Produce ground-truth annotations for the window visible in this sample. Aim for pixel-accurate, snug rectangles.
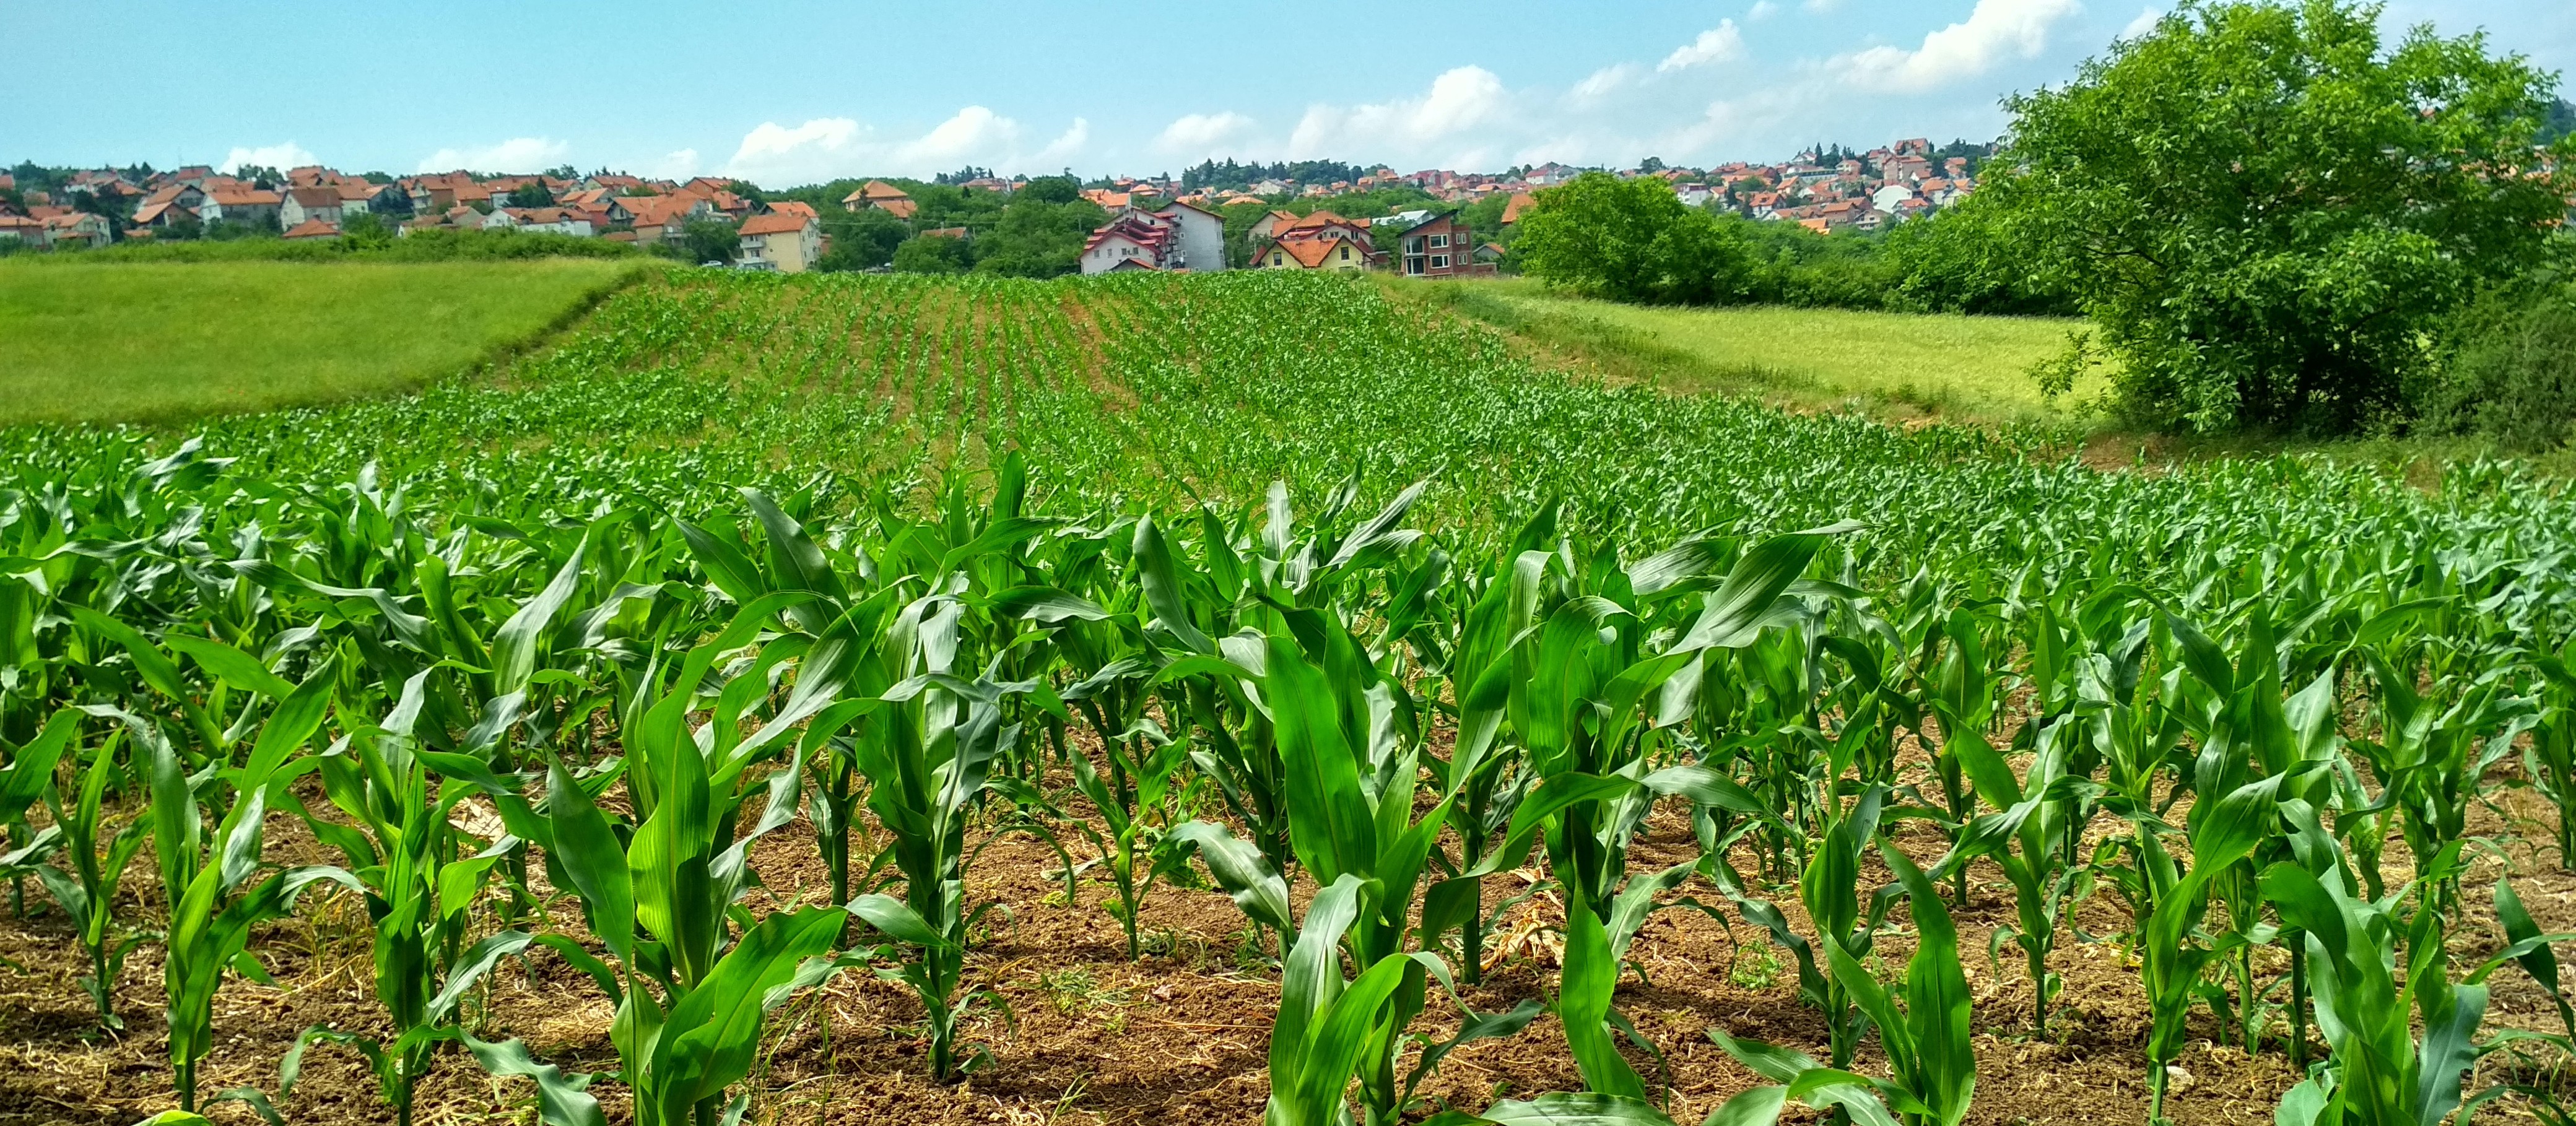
[1338,246,1349,261]
[1429,233,1448,248]
[1271,253,1283,266]
[1430,254,1448,269]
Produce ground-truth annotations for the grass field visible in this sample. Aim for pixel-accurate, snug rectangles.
[1402,275,2106,423]
[0,258,645,425]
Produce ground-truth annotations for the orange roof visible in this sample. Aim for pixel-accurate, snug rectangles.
[1271,235,1365,268]
[207,188,282,206]
[767,201,818,220]
[1501,193,1536,223]
[282,219,340,239]
[739,212,812,236]
[288,186,340,207]
[841,180,911,204]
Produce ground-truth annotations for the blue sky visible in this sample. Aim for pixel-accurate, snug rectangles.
[13,0,2571,186]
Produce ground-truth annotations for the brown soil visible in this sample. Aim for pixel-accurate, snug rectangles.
[4,769,2571,1126]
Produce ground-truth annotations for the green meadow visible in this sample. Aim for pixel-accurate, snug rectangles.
[0,259,644,425]
[1406,275,2107,423]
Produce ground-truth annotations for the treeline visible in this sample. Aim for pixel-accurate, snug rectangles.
[1180,158,1376,191]
[759,175,1107,277]
[1514,1,2576,444]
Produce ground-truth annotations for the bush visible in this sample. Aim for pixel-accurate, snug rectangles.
[2421,280,2576,450]
[892,234,970,274]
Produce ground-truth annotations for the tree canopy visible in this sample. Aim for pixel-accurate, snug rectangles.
[1511,172,1751,305]
[1972,0,2573,433]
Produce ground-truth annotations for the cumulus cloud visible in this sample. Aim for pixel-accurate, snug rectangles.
[1571,63,1642,100]
[1837,0,2082,92]
[1660,22,1747,71]
[1748,1,1782,20]
[416,137,570,174]
[1155,111,1258,155]
[220,142,316,173]
[722,106,1087,184]
[650,149,702,180]
[2120,6,2165,38]
[1288,66,1508,164]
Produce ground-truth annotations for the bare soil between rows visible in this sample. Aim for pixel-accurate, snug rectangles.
[5,771,2574,1126]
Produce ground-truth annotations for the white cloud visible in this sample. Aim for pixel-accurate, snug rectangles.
[1034,118,1091,166]
[2120,6,2164,38]
[1748,1,1782,20]
[1289,66,1508,164]
[721,107,1086,185]
[1660,21,1748,71]
[650,149,701,180]
[1155,111,1258,155]
[219,142,316,173]
[1804,0,1843,12]
[1572,63,1642,100]
[1837,0,2083,92]
[416,136,570,174]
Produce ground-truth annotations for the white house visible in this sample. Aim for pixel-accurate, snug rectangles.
[1870,184,1917,213]
[488,207,596,236]
[1146,201,1225,271]
[280,186,344,229]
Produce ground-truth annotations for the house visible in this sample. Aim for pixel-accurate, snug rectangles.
[1080,215,1173,274]
[1870,184,1917,213]
[1473,241,1507,264]
[43,211,113,249]
[281,186,345,228]
[492,207,596,236]
[1267,209,1373,249]
[0,214,48,248]
[617,195,709,246]
[1395,211,1471,277]
[840,180,916,218]
[340,181,407,215]
[1253,233,1372,272]
[767,200,819,220]
[1500,192,1536,227]
[131,199,196,229]
[282,219,341,240]
[1144,201,1225,271]
[736,212,823,272]
[199,186,284,228]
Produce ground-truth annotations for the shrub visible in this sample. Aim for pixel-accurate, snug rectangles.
[2421,280,2576,450]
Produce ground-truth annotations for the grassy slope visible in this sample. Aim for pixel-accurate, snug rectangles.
[1401,275,2105,424]
[0,259,645,425]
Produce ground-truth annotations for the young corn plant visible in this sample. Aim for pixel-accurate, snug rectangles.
[1936,714,2093,1035]
[120,660,353,1114]
[537,602,854,1125]
[278,669,531,1126]
[1168,612,1534,1125]
[1420,842,1977,1126]
[2134,770,2294,1124]
[841,588,1042,1084]
[2526,651,2576,872]
[6,711,146,1028]
[2260,839,2556,1126]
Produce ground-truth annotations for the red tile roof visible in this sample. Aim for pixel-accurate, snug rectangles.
[739,212,812,236]
[282,219,341,239]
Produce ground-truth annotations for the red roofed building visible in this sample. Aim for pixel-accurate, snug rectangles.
[282,218,341,240]
[736,211,822,272]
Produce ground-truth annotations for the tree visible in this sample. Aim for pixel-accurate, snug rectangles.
[342,211,394,249]
[505,182,552,209]
[1020,175,1081,205]
[677,218,739,265]
[816,209,910,271]
[891,233,971,274]
[1512,172,1752,304]
[1976,0,2574,433]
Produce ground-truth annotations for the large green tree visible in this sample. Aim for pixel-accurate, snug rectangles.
[1513,172,1751,304]
[1976,0,2571,433]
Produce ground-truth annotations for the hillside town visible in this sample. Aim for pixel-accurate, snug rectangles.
[0,136,1991,274]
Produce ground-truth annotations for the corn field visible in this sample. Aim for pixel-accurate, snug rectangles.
[6,270,2576,1126]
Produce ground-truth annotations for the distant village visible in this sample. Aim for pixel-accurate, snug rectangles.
[0,135,1992,275]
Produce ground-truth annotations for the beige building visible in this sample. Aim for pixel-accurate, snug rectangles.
[737,212,822,272]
